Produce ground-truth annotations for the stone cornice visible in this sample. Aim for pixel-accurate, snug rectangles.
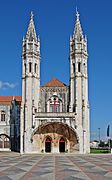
[35,112,76,118]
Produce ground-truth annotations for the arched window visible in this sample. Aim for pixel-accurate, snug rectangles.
[1,111,5,121]
[73,63,75,73]
[35,63,37,73]
[78,62,81,73]
[49,96,62,113]
[24,63,26,74]
[29,62,32,73]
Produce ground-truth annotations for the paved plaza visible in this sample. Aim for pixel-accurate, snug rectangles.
[0,153,112,180]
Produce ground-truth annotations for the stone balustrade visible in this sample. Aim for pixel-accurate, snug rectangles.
[35,112,76,118]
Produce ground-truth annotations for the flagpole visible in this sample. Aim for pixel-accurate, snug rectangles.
[109,138,111,150]
[107,125,111,151]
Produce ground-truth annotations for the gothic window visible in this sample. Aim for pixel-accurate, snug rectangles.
[1,111,5,121]
[78,62,81,72]
[29,62,32,73]
[50,105,54,112]
[73,63,75,73]
[24,63,26,74]
[49,96,62,113]
[56,105,60,112]
[50,97,60,112]
[35,63,37,73]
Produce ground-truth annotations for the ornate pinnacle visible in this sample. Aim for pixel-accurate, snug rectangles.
[26,11,37,42]
[76,7,80,21]
[73,9,83,40]
[30,11,34,20]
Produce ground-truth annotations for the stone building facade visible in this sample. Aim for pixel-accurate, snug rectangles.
[0,96,21,151]
[20,11,90,154]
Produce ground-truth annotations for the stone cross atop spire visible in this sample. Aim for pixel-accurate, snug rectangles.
[26,11,37,42]
[76,9,80,21]
[74,10,84,41]
[30,11,34,20]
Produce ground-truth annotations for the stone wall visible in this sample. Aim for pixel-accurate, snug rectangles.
[0,104,10,136]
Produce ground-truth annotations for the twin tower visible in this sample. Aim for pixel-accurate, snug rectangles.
[20,11,90,154]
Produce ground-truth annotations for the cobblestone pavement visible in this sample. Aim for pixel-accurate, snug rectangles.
[0,152,112,180]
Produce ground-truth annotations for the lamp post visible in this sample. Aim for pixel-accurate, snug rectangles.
[83,130,86,153]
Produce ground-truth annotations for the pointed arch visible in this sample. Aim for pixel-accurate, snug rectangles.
[59,137,66,152]
[45,136,52,153]
[32,122,79,143]
[0,134,10,149]
[47,95,63,113]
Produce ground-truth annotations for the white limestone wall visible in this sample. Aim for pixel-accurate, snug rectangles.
[0,105,10,136]
[81,55,90,153]
[69,43,75,112]
[69,47,90,153]
[21,33,40,153]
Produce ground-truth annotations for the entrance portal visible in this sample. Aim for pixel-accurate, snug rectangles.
[33,122,79,153]
[45,137,52,153]
[59,137,65,152]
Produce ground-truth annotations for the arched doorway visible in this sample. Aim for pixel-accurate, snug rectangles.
[45,137,52,153]
[0,134,10,149]
[59,137,65,152]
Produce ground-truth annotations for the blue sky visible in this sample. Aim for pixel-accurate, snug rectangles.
[0,0,112,140]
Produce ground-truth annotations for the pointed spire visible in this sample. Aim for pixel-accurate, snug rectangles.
[22,36,24,42]
[74,9,83,41]
[26,11,37,42]
[85,35,87,42]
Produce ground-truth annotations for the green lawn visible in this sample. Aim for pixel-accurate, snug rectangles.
[90,149,111,154]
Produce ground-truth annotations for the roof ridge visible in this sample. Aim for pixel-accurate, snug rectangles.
[0,96,22,102]
[42,78,67,87]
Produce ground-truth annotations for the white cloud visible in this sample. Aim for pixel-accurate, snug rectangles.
[0,81,18,89]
